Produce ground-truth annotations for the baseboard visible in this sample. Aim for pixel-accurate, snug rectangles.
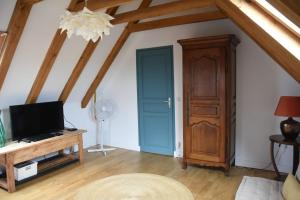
[106,144,141,152]
[174,149,183,158]
[122,145,140,152]
[235,157,293,172]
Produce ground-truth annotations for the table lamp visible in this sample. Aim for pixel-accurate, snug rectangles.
[274,96,300,140]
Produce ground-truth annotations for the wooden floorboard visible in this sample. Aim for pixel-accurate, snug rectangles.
[0,148,275,200]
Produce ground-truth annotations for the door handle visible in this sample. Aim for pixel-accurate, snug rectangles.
[163,97,172,109]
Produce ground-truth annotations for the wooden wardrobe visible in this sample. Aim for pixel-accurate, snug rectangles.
[178,35,239,173]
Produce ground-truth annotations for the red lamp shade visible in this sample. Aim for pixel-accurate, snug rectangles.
[274,96,300,117]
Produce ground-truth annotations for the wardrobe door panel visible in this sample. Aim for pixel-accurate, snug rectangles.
[185,47,225,162]
[190,121,221,162]
[191,56,218,98]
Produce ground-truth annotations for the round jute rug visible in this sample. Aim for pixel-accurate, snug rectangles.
[74,173,194,200]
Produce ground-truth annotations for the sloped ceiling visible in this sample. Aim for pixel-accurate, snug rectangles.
[0,0,130,107]
[0,0,207,107]
[0,0,299,109]
[216,0,300,83]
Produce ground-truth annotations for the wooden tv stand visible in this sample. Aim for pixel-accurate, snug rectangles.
[0,129,85,193]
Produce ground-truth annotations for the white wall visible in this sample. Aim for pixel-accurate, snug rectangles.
[0,0,299,172]
[99,20,300,172]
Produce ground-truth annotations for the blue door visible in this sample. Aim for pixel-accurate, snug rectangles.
[137,46,175,156]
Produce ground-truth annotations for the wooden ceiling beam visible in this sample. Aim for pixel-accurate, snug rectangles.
[111,0,215,25]
[70,0,132,12]
[25,0,79,104]
[267,0,300,27]
[216,0,300,83]
[128,11,227,32]
[59,7,119,103]
[0,32,7,54]
[271,0,300,16]
[81,0,152,108]
[21,0,42,5]
[252,0,300,37]
[0,0,33,92]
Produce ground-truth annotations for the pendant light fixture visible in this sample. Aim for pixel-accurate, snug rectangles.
[59,0,114,42]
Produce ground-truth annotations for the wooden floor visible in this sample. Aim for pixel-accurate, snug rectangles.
[0,148,276,200]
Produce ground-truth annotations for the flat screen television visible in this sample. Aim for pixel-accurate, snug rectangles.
[9,101,64,141]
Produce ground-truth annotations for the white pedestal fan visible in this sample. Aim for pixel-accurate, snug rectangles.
[88,95,116,156]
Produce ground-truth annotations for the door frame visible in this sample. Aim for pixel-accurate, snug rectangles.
[136,45,176,156]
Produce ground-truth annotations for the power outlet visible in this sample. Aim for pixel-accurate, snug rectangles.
[177,142,181,149]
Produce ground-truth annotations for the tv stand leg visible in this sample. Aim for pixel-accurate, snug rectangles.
[6,154,16,193]
[58,149,64,155]
[78,135,84,163]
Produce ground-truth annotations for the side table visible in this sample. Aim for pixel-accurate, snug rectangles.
[269,135,300,180]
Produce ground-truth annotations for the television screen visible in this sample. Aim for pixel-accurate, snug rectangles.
[9,101,64,141]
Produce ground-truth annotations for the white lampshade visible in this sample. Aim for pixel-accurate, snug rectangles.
[59,7,114,42]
